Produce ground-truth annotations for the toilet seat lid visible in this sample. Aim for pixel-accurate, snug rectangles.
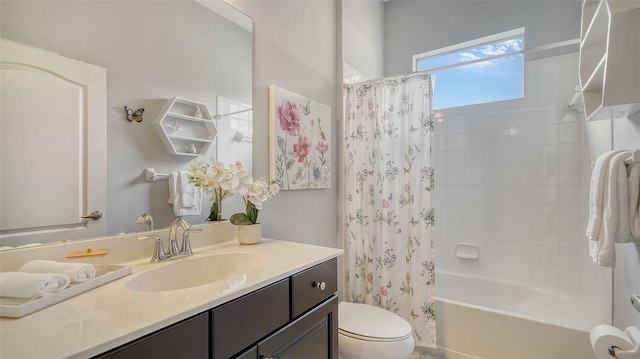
[338,302,412,340]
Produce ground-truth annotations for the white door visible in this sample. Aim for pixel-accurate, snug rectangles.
[0,39,107,246]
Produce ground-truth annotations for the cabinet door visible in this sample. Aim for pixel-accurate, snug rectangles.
[213,279,290,358]
[258,296,338,359]
[94,312,209,359]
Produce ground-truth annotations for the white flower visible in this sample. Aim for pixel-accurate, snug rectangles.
[230,176,280,222]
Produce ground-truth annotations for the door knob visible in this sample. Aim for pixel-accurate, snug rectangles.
[81,210,103,220]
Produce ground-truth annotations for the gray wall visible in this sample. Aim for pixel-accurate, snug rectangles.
[342,0,384,80]
[229,0,339,247]
[384,0,581,76]
[1,0,252,234]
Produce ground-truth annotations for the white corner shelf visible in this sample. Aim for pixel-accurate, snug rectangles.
[579,0,640,121]
[153,97,218,157]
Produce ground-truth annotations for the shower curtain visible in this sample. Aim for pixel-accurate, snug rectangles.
[343,73,436,347]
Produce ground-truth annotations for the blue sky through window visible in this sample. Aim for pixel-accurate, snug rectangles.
[416,37,524,109]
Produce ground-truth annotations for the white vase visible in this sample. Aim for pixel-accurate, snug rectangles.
[237,223,261,245]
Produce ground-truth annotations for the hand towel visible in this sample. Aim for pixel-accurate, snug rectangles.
[586,150,627,241]
[20,260,96,283]
[589,151,632,267]
[168,171,202,216]
[0,272,70,299]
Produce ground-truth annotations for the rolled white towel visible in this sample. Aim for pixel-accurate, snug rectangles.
[20,260,96,283]
[0,272,70,299]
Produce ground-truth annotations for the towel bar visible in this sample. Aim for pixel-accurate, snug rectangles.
[145,168,170,182]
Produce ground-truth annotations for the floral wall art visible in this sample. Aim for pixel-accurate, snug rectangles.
[269,85,331,190]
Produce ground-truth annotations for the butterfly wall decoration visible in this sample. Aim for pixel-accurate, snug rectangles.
[124,106,145,122]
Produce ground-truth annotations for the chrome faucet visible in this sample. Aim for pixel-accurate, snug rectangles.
[138,217,201,262]
[168,217,202,257]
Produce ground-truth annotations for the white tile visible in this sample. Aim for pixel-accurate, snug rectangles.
[558,165,581,185]
[558,225,583,249]
[508,224,535,243]
[433,151,448,169]
[559,186,582,206]
[510,243,533,264]
[447,117,466,134]
[447,186,466,203]
[467,131,488,150]
[466,148,489,167]
[487,240,509,262]
[433,185,447,202]
[558,206,583,227]
[486,222,510,242]
[447,133,467,151]
[447,203,467,220]
[447,151,466,168]
[467,220,487,240]
[559,122,586,143]
[558,247,582,269]
[447,168,466,186]
[447,219,467,238]
[466,186,487,203]
[534,245,559,266]
[435,168,448,186]
[537,225,559,246]
[466,168,485,185]
[434,135,448,152]
[434,116,447,134]
[467,203,488,222]
[558,143,582,165]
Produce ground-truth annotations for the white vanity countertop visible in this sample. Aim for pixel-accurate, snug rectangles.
[0,237,343,359]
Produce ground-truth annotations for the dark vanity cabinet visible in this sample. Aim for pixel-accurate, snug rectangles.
[95,258,338,359]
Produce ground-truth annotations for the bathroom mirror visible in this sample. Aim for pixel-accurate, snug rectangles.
[0,0,252,247]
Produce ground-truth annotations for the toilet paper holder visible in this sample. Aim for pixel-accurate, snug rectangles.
[607,326,640,358]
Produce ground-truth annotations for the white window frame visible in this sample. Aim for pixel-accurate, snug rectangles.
[413,28,525,108]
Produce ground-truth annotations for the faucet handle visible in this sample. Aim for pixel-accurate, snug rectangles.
[179,228,201,256]
[138,235,167,262]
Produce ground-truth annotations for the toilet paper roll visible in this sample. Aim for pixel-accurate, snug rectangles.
[590,324,635,359]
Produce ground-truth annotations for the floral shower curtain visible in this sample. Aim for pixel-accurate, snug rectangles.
[343,73,436,347]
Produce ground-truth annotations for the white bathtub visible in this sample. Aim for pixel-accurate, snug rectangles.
[425,271,597,359]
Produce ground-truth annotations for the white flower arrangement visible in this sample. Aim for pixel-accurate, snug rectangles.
[230,176,280,225]
[188,159,279,224]
[188,159,247,221]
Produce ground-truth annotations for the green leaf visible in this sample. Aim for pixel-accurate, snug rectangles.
[230,213,254,225]
[286,158,295,170]
[277,136,285,152]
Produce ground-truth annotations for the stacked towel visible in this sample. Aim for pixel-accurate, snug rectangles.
[20,260,96,283]
[168,171,202,216]
[627,161,640,241]
[0,272,70,299]
[588,150,640,267]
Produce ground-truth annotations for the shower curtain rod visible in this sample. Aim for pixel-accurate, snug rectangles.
[343,38,580,88]
[423,38,580,74]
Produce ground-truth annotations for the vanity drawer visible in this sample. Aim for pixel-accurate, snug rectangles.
[291,258,337,318]
[212,278,289,358]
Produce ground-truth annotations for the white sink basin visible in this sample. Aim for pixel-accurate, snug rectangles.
[127,252,267,292]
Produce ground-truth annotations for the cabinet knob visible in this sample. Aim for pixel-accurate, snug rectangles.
[313,281,326,290]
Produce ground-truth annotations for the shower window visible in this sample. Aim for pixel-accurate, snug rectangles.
[414,28,524,109]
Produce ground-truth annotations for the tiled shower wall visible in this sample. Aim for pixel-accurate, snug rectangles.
[433,51,611,316]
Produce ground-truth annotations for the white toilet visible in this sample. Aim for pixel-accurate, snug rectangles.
[338,301,415,359]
